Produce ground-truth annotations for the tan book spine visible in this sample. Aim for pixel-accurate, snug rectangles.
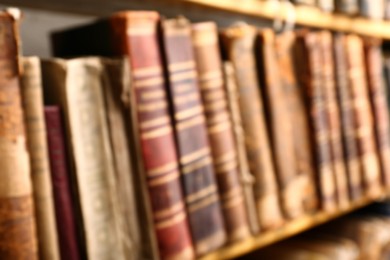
[20,56,60,260]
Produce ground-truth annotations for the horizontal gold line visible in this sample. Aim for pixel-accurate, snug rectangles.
[214,150,236,165]
[221,186,241,201]
[208,121,231,135]
[169,61,196,72]
[174,92,200,106]
[182,156,212,175]
[180,147,210,165]
[135,77,164,88]
[207,112,230,126]
[175,105,203,121]
[132,66,162,78]
[174,83,194,94]
[216,160,238,174]
[188,193,219,213]
[141,116,170,129]
[148,170,180,187]
[141,126,172,140]
[200,69,222,81]
[141,89,166,100]
[222,195,244,209]
[155,211,186,229]
[204,89,225,102]
[205,99,227,112]
[154,202,185,219]
[148,161,179,177]
[200,77,224,90]
[177,114,205,131]
[138,100,167,112]
[186,185,217,204]
[171,70,197,82]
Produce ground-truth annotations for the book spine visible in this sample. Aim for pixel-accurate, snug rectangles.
[335,0,359,14]
[333,33,363,201]
[318,32,349,208]
[363,38,390,188]
[0,11,38,259]
[20,57,60,260]
[223,62,260,235]
[359,0,385,20]
[220,25,283,229]
[344,35,382,198]
[191,22,251,243]
[292,0,316,5]
[257,29,304,219]
[44,106,81,260]
[161,18,226,255]
[295,31,337,211]
[275,31,318,212]
[317,0,335,12]
[121,13,195,260]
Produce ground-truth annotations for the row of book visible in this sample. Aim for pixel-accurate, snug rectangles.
[2,7,390,260]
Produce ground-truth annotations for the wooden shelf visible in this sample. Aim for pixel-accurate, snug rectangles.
[200,192,389,260]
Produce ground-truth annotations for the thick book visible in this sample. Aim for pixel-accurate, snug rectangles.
[344,35,382,198]
[363,38,390,189]
[51,12,195,260]
[335,0,359,14]
[294,30,337,211]
[44,106,81,260]
[274,31,318,213]
[318,31,349,208]
[161,17,226,255]
[0,9,38,259]
[333,33,362,201]
[359,0,385,20]
[20,57,60,260]
[41,58,126,260]
[191,21,250,243]
[257,29,305,219]
[220,24,284,229]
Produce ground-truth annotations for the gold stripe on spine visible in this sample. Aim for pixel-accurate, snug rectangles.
[135,77,164,88]
[182,156,212,175]
[171,70,197,82]
[141,125,172,140]
[205,99,227,112]
[148,161,179,177]
[137,100,167,112]
[207,112,229,126]
[180,147,210,165]
[140,116,170,129]
[177,115,205,131]
[188,194,219,213]
[200,70,222,81]
[141,89,166,100]
[208,121,231,135]
[154,202,185,219]
[204,89,225,102]
[174,92,200,105]
[214,150,236,165]
[200,78,224,90]
[221,187,241,201]
[175,105,203,120]
[148,170,180,187]
[132,66,162,77]
[222,195,244,209]
[215,160,238,174]
[186,185,217,204]
[127,25,155,36]
[168,61,195,72]
[173,83,193,94]
[155,212,186,229]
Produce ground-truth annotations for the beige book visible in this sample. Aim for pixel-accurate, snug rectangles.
[20,56,60,260]
[41,57,125,260]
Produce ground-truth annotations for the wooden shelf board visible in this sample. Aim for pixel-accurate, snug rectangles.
[200,192,388,260]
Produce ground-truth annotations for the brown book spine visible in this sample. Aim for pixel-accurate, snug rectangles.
[223,62,260,235]
[335,0,359,15]
[220,24,283,229]
[318,32,349,208]
[257,29,304,219]
[295,30,337,211]
[344,35,382,198]
[161,17,226,255]
[0,10,38,259]
[333,33,363,201]
[275,31,318,213]
[20,57,60,260]
[191,22,251,243]
[363,38,390,188]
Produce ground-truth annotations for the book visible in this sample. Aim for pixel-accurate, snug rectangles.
[318,31,349,208]
[220,23,284,229]
[359,0,385,20]
[344,35,382,198]
[41,58,126,260]
[274,31,318,212]
[294,30,337,211]
[333,33,363,201]
[51,12,195,259]
[20,56,60,260]
[161,17,226,255]
[317,0,335,12]
[291,0,316,5]
[44,106,82,260]
[335,0,359,14]
[0,9,38,259]
[191,21,251,243]
[257,29,305,219]
[363,37,390,189]
[223,62,260,235]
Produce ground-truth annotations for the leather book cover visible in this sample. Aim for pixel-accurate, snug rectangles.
[44,106,81,260]
[20,56,60,260]
[51,12,195,260]
[333,33,363,201]
[344,35,382,198]
[335,0,359,14]
[274,31,318,213]
[161,17,226,255]
[0,9,38,259]
[220,24,284,229]
[359,0,385,20]
[257,29,305,219]
[191,21,250,243]
[363,38,390,189]
[318,31,349,209]
[222,62,260,235]
[294,30,337,211]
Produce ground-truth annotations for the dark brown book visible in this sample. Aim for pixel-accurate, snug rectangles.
[333,33,363,201]
[0,9,38,259]
[191,21,251,243]
[318,31,349,208]
[220,24,284,229]
[294,30,337,211]
[344,35,382,198]
[161,17,226,255]
[51,12,195,260]
[363,38,390,189]
[274,31,318,213]
[44,106,81,260]
[335,0,359,14]
[257,29,305,219]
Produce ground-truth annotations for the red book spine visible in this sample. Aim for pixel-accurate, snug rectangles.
[44,106,81,260]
